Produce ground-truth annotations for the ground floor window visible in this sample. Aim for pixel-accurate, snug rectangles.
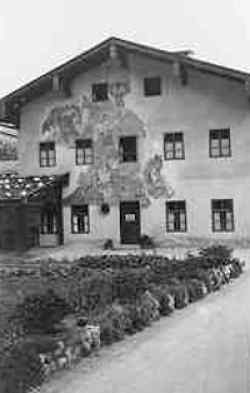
[211,199,234,232]
[166,201,187,232]
[71,205,90,234]
[41,206,57,234]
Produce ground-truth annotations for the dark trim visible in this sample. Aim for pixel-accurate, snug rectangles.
[75,138,94,165]
[166,200,187,232]
[120,200,141,244]
[164,132,185,160]
[209,128,231,158]
[39,141,56,167]
[71,204,90,234]
[211,199,235,232]
[143,76,162,96]
[119,136,138,163]
[57,183,64,245]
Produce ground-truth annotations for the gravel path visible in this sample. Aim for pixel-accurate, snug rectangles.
[39,268,250,393]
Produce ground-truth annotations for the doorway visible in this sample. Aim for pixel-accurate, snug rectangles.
[120,201,140,244]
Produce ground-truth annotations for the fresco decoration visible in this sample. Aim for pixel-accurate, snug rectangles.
[143,155,174,199]
[0,133,18,161]
[108,82,130,107]
[41,103,82,145]
[41,95,174,207]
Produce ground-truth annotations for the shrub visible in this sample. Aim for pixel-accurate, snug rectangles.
[112,268,150,301]
[148,284,175,316]
[123,290,160,333]
[138,234,155,249]
[198,244,232,268]
[230,259,244,278]
[9,289,73,335]
[186,279,208,302]
[167,280,189,309]
[93,303,131,345]
[103,239,114,250]
[192,270,213,293]
[206,268,223,291]
[0,339,46,393]
[66,269,113,314]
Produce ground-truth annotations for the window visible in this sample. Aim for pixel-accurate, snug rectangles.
[119,136,137,162]
[39,142,56,167]
[41,206,57,234]
[164,132,185,160]
[71,205,90,234]
[166,201,187,232]
[211,199,234,232]
[75,139,93,165]
[209,129,231,158]
[144,77,161,96]
[92,83,108,102]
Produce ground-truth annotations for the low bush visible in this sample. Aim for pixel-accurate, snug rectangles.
[167,280,189,309]
[9,289,73,336]
[230,259,244,278]
[198,244,233,268]
[148,284,175,316]
[112,268,150,301]
[103,239,114,250]
[191,270,213,293]
[121,291,160,333]
[138,234,156,249]
[93,303,131,345]
[0,339,46,393]
[186,279,208,302]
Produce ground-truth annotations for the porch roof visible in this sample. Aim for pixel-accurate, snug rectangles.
[0,173,68,202]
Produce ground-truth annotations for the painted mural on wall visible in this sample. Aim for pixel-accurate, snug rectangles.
[0,132,18,161]
[41,95,174,207]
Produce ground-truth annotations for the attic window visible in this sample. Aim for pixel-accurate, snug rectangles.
[144,77,162,96]
[92,83,108,102]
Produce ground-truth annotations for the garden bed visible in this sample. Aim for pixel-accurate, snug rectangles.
[0,245,244,393]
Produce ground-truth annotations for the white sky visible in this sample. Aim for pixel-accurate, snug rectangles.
[0,0,250,97]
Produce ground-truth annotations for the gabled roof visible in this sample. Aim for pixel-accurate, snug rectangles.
[1,37,250,117]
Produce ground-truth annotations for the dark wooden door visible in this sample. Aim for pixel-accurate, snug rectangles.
[120,201,140,244]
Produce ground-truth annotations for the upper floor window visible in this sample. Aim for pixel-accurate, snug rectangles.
[166,200,187,232]
[75,139,93,165]
[119,136,137,162]
[164,132,185,160]
[211,199,234,232]
[209,129,231,158]
[41,206,57,234]
[92,83,108,102]
[71,205,90,234]
[144,76,162,96]
[39,142,56,167]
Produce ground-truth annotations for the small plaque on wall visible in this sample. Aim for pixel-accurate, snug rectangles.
[125,213,136,222]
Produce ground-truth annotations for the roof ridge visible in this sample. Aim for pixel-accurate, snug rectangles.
[1,36,249,105]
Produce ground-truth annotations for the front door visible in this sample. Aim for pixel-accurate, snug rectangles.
[120,201,140,244]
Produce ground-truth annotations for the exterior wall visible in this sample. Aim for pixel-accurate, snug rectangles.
[17,52,250,248]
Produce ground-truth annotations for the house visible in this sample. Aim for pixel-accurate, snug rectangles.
[0,36,250,250]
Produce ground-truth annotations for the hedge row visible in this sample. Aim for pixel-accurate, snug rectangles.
[0,246,244,393]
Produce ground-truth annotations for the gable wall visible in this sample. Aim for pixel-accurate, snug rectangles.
[17,53,250,247]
